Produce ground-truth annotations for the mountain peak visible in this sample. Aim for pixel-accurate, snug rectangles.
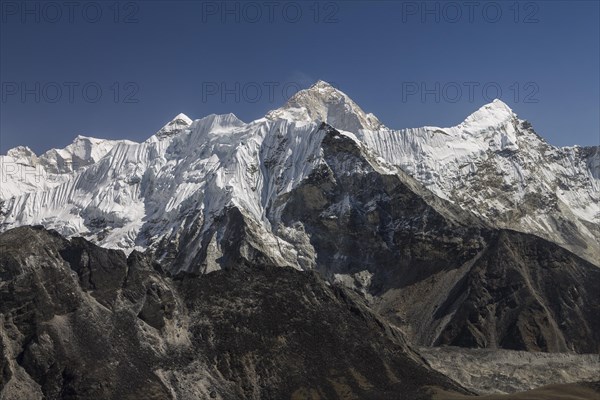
[266,80,384,131]
[487,98,513,113]
[314,79,332,85]
[171,113,193,124]
[154,113,193,139]
[5,146,37,164]
[74,134,102,140]
[308,79,337,91]
[459,98,517,132]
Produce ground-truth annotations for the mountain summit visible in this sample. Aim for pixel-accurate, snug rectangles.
[458,98,517,133]
[267,80,384,131]
[154,112,193,139]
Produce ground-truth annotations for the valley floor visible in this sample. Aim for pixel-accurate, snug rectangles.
[420,347,600,394]
[433,382,600,400]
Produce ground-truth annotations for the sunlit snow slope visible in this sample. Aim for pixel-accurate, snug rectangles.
[1,81,598,266]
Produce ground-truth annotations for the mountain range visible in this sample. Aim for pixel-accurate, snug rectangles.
[1,81,597,267]
[0,81,598,399]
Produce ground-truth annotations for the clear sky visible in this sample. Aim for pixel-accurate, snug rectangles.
[1,0,599,154]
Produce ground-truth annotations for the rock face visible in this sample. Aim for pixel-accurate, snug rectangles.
[429,231,600,353]
[0,226,469,400]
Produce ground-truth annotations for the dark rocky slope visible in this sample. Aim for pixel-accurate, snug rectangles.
[431,230,600,353]
[277,124,600,353]
[0,226,469,400]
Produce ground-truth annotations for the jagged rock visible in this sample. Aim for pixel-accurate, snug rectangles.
[0,226,469,400]
[432,230,600,353]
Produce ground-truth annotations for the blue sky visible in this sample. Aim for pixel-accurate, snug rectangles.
[1,0,599,153]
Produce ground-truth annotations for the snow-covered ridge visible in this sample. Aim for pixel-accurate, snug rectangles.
[0,135,134,199]
[0,110,324,256]
[355,96,598,263]
[1,80,598,266]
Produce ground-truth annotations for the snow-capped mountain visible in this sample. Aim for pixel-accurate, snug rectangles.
[356,99,599,264]
[0,81,598,267]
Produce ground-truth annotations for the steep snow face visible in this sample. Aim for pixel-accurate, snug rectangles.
[457,99,516,133]
[0,81,597,266]
[41,135,133,173]
[0,111,325,259]
[0,136,130,199]
[356,100,599,263]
